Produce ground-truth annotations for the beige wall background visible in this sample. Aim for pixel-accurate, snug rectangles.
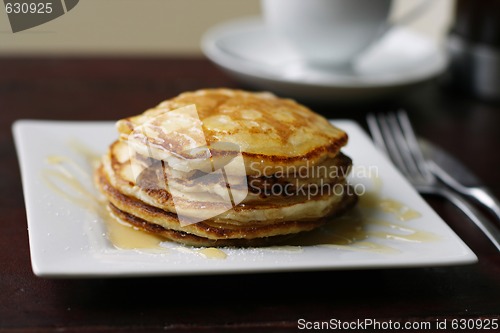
[0,0,455,56]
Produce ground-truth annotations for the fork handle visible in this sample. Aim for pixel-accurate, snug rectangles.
[428,162,500,222]
[467,187,500,222]
[419,185,500,251]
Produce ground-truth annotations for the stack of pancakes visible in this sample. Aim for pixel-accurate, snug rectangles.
[95,89,357,246]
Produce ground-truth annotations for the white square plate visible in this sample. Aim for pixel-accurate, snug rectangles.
[13,120,477,278]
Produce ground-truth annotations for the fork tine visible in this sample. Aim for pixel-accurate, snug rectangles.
[397,110,434,181]
[366,113,388,155]
[386,112,422,179]
[374,113,409,176]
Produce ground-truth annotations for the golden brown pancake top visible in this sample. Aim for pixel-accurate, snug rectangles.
[116,89,348,166]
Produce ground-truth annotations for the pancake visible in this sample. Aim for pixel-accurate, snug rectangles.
[102,140,353,222]
[98,156,355,225]
[95,88,358,247]
[116,88,348,176]
[96,164,358,246]
[107,204,306,247]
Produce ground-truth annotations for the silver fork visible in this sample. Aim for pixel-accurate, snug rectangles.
[367,110,500,251]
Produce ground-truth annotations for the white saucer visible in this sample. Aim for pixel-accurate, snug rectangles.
[201,16,449,102]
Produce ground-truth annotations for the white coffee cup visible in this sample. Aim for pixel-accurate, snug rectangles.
[261,0,431,68]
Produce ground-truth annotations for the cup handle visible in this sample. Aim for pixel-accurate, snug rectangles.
[357,0,433,59]
[391,0,434,27]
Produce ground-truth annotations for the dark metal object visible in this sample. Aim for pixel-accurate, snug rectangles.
[445,0,500,101]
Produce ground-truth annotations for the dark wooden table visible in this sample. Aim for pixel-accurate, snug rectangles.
[1,57,499,332]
